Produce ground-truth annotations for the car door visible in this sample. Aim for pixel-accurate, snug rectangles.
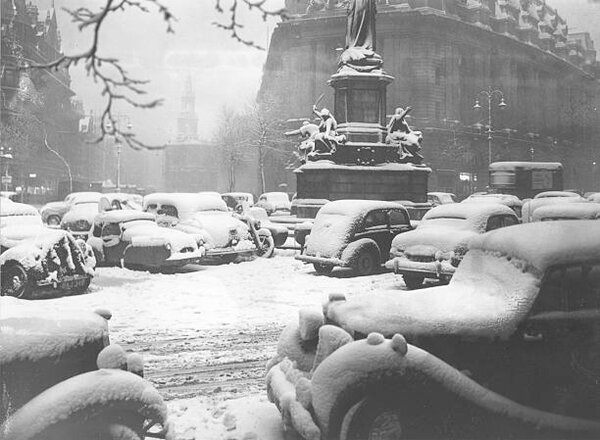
[354,210,389,261]
[515,262,600,417]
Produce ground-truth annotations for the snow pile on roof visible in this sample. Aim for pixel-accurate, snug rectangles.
[522,197,585,222]
[144,193,228,220]
[422,203,514,231]
[534,191,583,199]
[305,200,403,259]
[489,161,562,171]
[0,200,39,217]
[0,369,170,440]
[326,248,540,339]
[296,160,432,173]
[61,202,98,225]
[470,221,600,273]
[462,194,522,206]
[532,203,600,221]
[0,297,108,364]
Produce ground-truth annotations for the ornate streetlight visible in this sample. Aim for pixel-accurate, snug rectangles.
[473,87,507,166]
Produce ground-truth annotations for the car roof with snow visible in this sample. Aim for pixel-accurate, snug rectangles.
[470,220,600,273]
[422,202,514,221]
[0,200,39,217]
[489,161,563,171]
[462,193,522,206]
[534,191,582,199]
[96,210,156,224]
[66,192,103,204]
[144,193,228,218]
[319,200,407,218]
[532,203,600,221]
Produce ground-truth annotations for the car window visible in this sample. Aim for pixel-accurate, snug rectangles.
[364,210,387,229]
[534,263,600,313]
[485,215,504,231]
[389,209,409,227]
[101,223,121,237]
[502,215,519,227]
[146,203,158,213]
[158,204,178,218]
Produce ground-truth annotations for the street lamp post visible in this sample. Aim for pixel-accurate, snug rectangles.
[473,87,507,167]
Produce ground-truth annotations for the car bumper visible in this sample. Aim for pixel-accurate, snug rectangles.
[384,257,456,279]
[37,273,91,290]
[163,248,205,265]
[295,254,347,267]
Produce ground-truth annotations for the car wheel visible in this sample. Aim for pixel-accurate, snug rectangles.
[354,250,378,276]
[46,215,61,226]
[402,273,425,289]
[1,263,30,298]
[340,396,426,440]
[257,234,275,258]
[313,263,333,275]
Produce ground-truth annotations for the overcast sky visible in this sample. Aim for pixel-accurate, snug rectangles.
[42,0,600,145]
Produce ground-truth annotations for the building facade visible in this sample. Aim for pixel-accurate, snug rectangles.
[260,0,600,195]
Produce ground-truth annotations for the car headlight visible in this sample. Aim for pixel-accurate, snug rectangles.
[229,227,238,237]
[165,243,172,251]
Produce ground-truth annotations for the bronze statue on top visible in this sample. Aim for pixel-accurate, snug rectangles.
[386,106,424,164]
[339,0,383,73]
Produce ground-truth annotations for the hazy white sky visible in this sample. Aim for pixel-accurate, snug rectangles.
[41,0,600,145]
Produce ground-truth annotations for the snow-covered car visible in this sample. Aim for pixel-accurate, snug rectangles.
[1,200,95,298]
[386,203,519,288]
[0,297,172,439]
[267,221,600,440]
[462,193,523,218]
[40,191,103,226]
[222,192,255,211]
[256,192,292,215]
[297,200,413,276]
[522,193,586,222]
[88,209,204,271]
[532,202,600,221]
[427,191,457,206]
[247,206,289,248]
[143,193,260,263]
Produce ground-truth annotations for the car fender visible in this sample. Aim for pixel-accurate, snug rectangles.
[86,236,105,264]
[310,335,600,440]
[0,369,173,440]
[257,227,272,238]
[340,238,380,266]
[267,321,318,374]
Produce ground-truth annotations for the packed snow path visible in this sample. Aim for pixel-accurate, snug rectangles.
[41,251,401,401]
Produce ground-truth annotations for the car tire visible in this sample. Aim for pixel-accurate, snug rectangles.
[403,273,425,289]
[1,263,31,298]
[353,250,378,276]
[257,233,275,258]
[46,215,61,226]
[313,263,333,275]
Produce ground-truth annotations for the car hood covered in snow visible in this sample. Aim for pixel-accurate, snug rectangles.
[122,222,198,252]
[326,221,600,340]
[183,212,249,248]
[391,221,477,255]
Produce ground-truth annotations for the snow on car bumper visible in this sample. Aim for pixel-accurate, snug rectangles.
[37,273,91,291]
[295,254,347,267]
[164,248,205,264]
[385,256,456,279]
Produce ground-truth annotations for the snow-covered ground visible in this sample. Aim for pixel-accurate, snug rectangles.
[38,250,404,439]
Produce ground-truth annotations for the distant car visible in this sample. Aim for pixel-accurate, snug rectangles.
[247,206,289,248]
[427,191,457,206]
[532,202,600,221]
[221,192,255,211]
[256,192,292,215]
[522,193,586,222]
[0,298,172,438]
[462,193,523,218]
[1,200,95,298]
[143,193,261,263]
[386,203,519,288]
[40,191,103,226]
[587,192,600,203]
[88,209,204,271]
[267,221,600,440]
[297,200,413,276]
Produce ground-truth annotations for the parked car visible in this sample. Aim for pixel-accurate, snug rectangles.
[61,194,141,241]
[427,191,457,206]
[587,192,600,203]
[462,193,523,218]
[532,202,600,221]
[297,200,413,276]
[386,203,519,288]
[40,191,103,226]
[267,221,600,440]
[143,193,262,263]
[221,192,255,211]
[1,200,95,298]
[88,209,204,271]
[256,192,292,215]
[247,206,289,248]
[534,190,584,199]
[522,193,586,222]
[0,297,172,439]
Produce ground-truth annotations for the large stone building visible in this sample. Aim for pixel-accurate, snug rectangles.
[1,0,106,202]
[260,0,600,195]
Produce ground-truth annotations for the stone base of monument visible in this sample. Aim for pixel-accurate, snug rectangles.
[295,160,431,204]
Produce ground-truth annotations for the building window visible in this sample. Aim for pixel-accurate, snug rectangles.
[435,66,444,85]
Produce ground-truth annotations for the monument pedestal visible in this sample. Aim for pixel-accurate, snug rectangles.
[295,161,431,203]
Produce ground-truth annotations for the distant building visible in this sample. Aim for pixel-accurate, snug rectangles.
[0,0,102,202]
[176,76,199,143]
[261,0,600,195]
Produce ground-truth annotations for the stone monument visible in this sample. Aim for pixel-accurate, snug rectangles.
[290,0,430,209]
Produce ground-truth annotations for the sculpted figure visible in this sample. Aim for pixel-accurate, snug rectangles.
[339,0,383,72]
[312,105,346,157]
[386,106,424,164]
[285,121,320,161]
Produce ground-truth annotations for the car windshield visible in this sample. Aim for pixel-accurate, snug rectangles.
[438,194,456,204]
[419,217,471,230]
[121,219,155,229]
[267,193,289,203]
